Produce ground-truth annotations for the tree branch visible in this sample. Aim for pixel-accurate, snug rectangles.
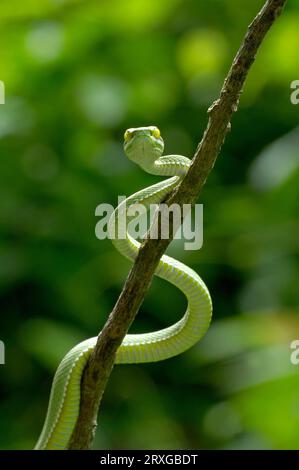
[68,0,288,450]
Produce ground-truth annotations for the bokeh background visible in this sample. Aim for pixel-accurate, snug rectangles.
[0,0,299,450]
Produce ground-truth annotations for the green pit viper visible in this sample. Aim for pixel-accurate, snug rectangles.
[35,126,212,450]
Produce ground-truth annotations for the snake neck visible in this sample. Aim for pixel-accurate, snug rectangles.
[143,155,192,178]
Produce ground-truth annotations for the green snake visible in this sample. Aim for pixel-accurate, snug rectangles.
[35,126,212,450]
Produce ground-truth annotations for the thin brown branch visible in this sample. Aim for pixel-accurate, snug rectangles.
[68,0,288,450]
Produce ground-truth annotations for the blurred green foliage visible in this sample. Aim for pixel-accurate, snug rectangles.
[0,0,299,450]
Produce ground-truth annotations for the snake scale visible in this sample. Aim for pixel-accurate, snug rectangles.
[35,126,212,450]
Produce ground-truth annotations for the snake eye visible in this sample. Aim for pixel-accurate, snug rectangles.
[124,130,133,142]
[151,128,161,139]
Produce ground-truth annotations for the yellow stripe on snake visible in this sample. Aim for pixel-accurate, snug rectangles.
[35,126,212,450]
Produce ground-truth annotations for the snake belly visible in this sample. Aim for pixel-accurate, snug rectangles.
[34,128,212,450]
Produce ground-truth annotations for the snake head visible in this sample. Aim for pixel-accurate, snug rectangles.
[123,126,164,170]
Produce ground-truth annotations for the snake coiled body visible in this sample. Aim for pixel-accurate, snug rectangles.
[35,126,212,450]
